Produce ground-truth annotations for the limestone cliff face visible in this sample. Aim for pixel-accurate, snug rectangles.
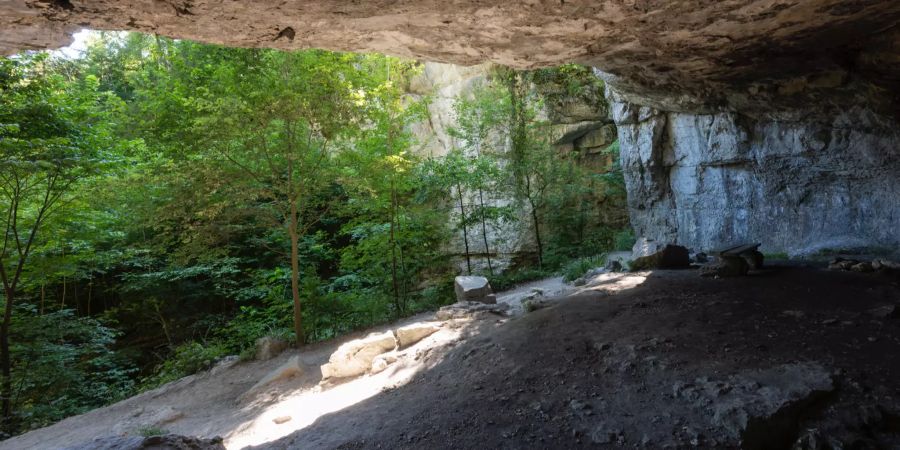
[609,89,900,257]
[408,63,619,270]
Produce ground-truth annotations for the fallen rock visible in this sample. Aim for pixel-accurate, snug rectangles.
[66,434,225,450]
[273,416,292,425]
[255,336,289,361]
[673,363,834,449]
[630,244,690,271]
[869,304,899,319]
[878,259,900,270]
[742,250,764,270]
[395,322,441,348]
[244,356,305,398]
[781,310,806,319]
[454,276,495,303]
[828,258,860,271]
[522,298,552,313]
[370,353,399,374]
[320,331,397,379]
[700,257,749,277]
[435,301,509,321]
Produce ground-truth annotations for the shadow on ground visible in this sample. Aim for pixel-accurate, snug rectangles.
[249,265,900,449]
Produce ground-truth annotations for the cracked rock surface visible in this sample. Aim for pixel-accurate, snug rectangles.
[2,1,899,114]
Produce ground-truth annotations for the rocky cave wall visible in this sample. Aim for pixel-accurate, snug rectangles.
[610,90,900,257]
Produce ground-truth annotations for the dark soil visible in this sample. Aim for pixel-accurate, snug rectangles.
[256,265,900,449]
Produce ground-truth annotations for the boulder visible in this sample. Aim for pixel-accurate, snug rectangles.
[395,322,441,348]
[435,301,509,321]
[243,356,305,399]
[700,257,749,278]
[632,237,664,258]
[454,276,494,303]
[255,336,289,361]
[630,244,690,271]
[320,331,397,379]
[672,363,834,449]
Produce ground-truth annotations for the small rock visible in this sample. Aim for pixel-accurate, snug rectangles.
[272,416,292,424]
[605,260,623,272]
[370,353,399,374]
[851,262,874,273]
[573,277,586,286]
[242,356,305,399]
[590,424,622,445]
[821,318,838,325]
[255,336,289,361]
[868,304,899,319]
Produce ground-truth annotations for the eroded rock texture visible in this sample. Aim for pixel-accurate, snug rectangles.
[610,89,900,257]
[3,1,900,114]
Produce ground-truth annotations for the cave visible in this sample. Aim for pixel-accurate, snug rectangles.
[3,2,900,449]
[4,0,898,256]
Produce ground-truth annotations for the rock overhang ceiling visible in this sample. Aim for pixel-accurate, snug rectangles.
[3,0,899,115]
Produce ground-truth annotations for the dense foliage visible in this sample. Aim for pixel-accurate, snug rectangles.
[0,32,627,436]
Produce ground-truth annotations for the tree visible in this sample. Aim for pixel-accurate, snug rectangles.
[448,82,513,275]
[184,49,369,345]
[0,53,113,429]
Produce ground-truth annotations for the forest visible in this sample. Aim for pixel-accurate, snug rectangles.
[0,32,628,437]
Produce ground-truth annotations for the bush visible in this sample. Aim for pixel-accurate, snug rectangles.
[613,228,636,252]
[140,340,229,390]
[488,268,553,292]
[561,254,607,282]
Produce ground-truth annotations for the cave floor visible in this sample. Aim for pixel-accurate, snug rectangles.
[263,265,900,449]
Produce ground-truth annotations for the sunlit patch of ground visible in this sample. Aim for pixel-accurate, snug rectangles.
[223,320,475,449]
[576,271,649,294]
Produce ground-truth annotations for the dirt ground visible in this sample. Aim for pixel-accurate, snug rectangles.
[259,264,900,449]
[7,263,900,449]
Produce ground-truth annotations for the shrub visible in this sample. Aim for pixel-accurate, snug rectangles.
[613,228,636,252]
[140,340,229,390]
[488,268,553,292]
[561,254,607,282]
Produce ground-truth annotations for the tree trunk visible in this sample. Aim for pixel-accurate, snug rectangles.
[289,198,304,346]
[456,183,472,274]
[389,176,402,315]
[478,188,494,276]
[528,196,544,269]
[0,284,13,426]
